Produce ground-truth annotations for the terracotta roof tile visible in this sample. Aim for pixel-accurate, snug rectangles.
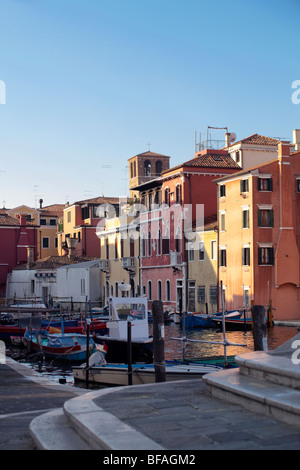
[163,152,240,174]
[232,133,279,147]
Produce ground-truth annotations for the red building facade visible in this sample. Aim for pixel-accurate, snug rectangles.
[135,149,240,312]
[0,213,38,296]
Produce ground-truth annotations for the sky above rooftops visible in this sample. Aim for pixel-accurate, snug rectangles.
[0,0,299,208]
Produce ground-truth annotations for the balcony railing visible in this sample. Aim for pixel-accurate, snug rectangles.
[122,257,136,271]
[170,251,182,266]
[99,260,110,273]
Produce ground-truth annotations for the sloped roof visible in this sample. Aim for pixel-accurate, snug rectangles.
[0,214,37,227]
[14,255,99,270]
[229,133,280,147]
[72,196,120,206]
[163,152,240,174]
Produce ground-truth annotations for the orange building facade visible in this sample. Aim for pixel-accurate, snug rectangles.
[215,142,300,321]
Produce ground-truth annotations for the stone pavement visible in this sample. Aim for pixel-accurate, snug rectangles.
[0,357,85,450]
[2,356,300,450]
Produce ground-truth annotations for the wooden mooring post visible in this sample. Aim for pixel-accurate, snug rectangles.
[127,321,132,386]
[152,300,166,382]
[251,305,268,351]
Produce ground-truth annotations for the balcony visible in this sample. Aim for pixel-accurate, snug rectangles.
[122,257,136,272]
[99,260,110,273]
[170,251,182,267]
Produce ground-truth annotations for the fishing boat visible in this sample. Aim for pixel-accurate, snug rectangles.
[212,311,252,330]
[72,357,224,386]
[23,328,96,362]
[0,316,107,345]
[93,287,153,363]
[183,310,242,329]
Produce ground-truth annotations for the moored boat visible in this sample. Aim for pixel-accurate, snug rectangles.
[23,329,96,362]
[72,359,224,387]
[93,292,153,363]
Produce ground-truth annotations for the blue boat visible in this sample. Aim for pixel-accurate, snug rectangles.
[23,329,96,362]
[182,310,242,329]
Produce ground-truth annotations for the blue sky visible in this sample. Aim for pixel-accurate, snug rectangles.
[0,0,299,208]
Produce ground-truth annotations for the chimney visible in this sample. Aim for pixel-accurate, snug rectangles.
[293,129,300,151]
[27,246,34,268]
[278,141,290,157]
[17,214,27,226]
[39,198,43,209]
[66,237,78,259]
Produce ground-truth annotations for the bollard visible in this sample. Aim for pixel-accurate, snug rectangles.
[127,321,132,385]
[251,305,267,351]
[152,300,166,382]
[85,318,91,389]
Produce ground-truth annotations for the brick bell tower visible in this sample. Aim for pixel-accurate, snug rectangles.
[128,150,170,199]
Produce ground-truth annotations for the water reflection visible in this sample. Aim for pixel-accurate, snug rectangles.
[14,323,299,387]
[157,323,299,361]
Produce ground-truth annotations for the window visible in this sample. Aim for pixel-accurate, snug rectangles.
[156,160,162,175]
[197,286,205,304]
[81,279,85,295]
[297,178,300,192]
[115,282,118,297]
[130,236,135,257]
[209,286,218,305]
[67,210,71,222]
[258,177,273,191]
[242,247,250,266]
[258,209,274,227]
[166,280,171,301]
[55,237,58,248]
[176,184,182,204]
[148,281,152,300]
[162,233,170,254]
[220,248,227,267]
[141,235,146,257]
[42,237,49,248]
[164,187,170,206]
[219,184,226,197]
[242,209,250,228]
[220,212,225,231]
[31,280,35,295]
[157,230,161,256]
[243,287,250,307]
[144,160,151,177]
[49,219,56,226]
[115,237,118,259]
[199,241,204,260]
[147,231,151,257]
[188,242,194,262]
[240,179,249,193]
[258,246,274,265]
[40,218,46,225]
[106,237,109,259]
[211,240,217,260]
[120,237,124,258]
[235,151,240,163]
[158,280,162,301]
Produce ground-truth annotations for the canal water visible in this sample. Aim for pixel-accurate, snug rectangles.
[10,323,299,389]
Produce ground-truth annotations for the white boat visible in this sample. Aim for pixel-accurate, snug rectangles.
[72,358,224,387]
[94,287,153,363]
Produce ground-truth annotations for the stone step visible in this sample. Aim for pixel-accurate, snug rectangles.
[30,389,164,451]
[29,408,93,450]
[235,352,300,390]
[203,368,300,427]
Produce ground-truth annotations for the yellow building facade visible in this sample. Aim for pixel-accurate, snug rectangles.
[186,217,218,313]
